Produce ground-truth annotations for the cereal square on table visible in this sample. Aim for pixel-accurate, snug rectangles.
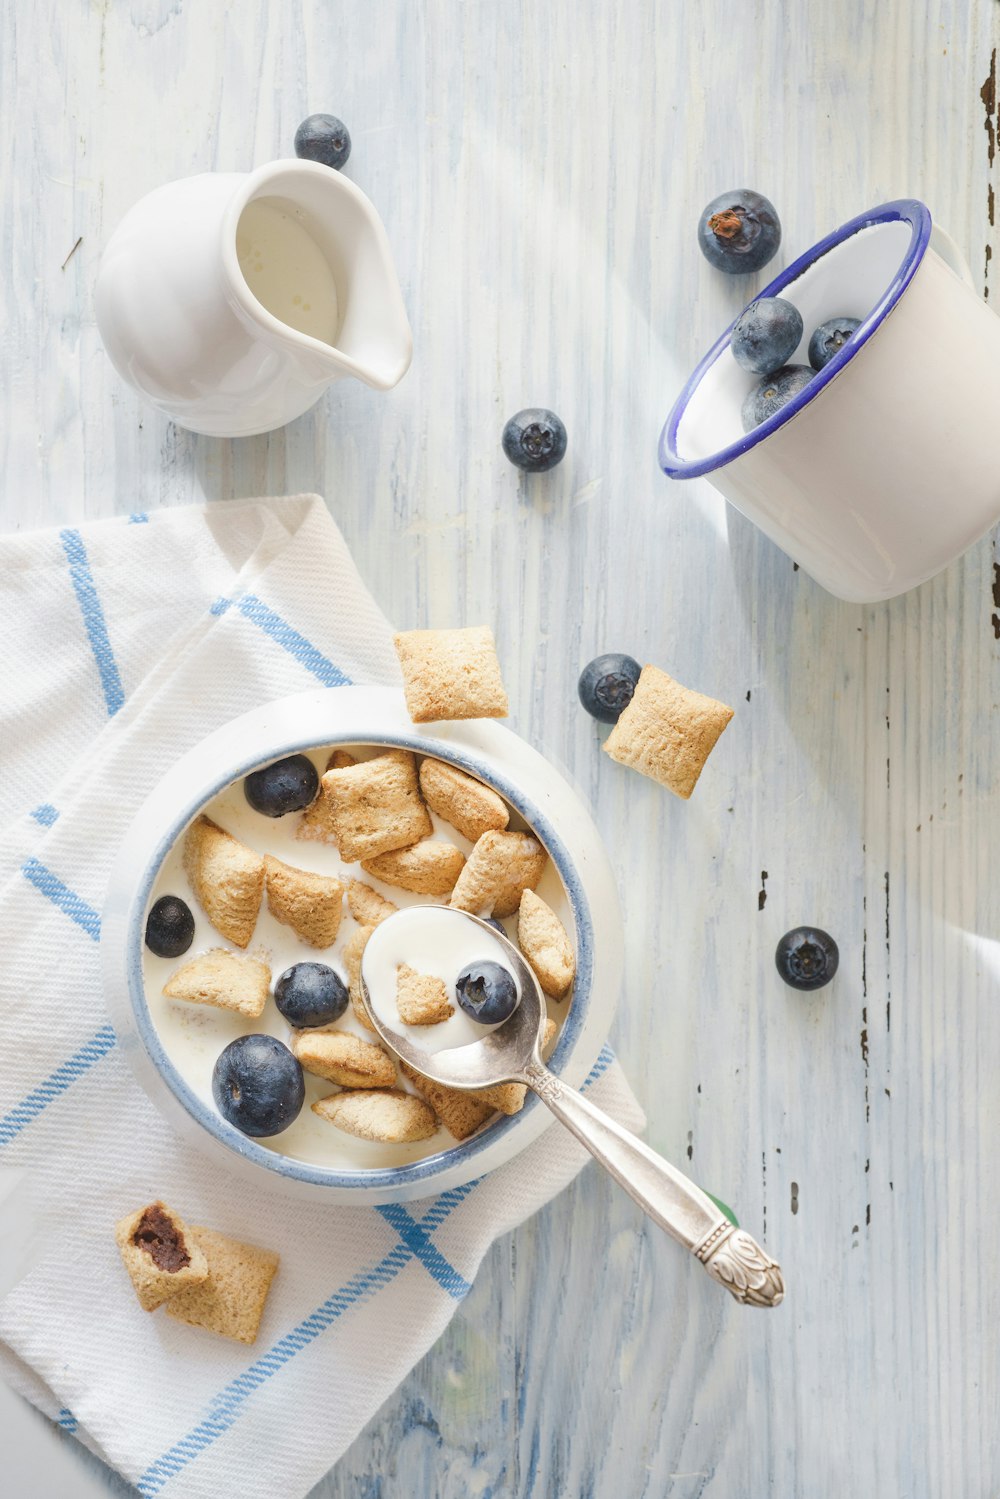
[115,1201,209,1312]
[394,626,509,723]
[164,1227,279,1345]
[316,749,432,862]
[603,664,734,799]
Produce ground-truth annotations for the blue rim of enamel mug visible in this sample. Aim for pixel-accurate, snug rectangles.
[125,733,595,1192]
[658,198,932,480]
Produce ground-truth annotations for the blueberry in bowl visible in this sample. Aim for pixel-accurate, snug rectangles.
[698,190,781,274]
[731,297,803,375]
[145,895,195,958]
[213,1033,305,1137]
[808,317,862,371]
[274,962,350,1028]
[578,653,642,724]
[244,754,319,816]
[741,365,814,433]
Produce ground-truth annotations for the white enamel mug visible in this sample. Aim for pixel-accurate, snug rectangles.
[659,200,1000,603]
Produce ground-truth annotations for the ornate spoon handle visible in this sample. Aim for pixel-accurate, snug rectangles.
[522,1058,784,1308]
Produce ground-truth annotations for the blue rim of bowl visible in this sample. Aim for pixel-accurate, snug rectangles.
[125,732,595,1191]
[658,198,932,480]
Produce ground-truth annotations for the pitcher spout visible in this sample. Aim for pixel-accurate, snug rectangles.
[222,159,412,393]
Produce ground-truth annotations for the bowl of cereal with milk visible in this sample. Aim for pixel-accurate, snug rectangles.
[101,684,622,1204]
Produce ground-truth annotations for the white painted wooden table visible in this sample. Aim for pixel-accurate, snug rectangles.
[3,1,1000,1493]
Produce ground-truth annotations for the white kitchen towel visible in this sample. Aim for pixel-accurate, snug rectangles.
[0,494,644,1499]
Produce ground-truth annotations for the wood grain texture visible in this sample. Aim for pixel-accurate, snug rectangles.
[3,0,1000,1494]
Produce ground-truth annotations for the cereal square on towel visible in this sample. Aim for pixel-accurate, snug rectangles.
[394,626,509,723]
[115,1201,209,1312]
[603,664,733,799]
[164,1227,279,1345]
[313,750,431,863]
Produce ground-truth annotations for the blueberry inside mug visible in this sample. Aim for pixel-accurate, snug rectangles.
[660,200,1000,604]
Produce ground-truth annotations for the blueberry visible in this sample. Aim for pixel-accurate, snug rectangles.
[455,961,519,1025]
[274,962,349,1028]
[808,317,862,371]
[212,1034,305,1137]
[483,917,506,934]
[501,409,567,472]
[578,653,642,724]
[244,754,319,817]
[731,297,803,375]
[741,365,814,433]
[697,190,781,274]
[145,895,195,958]
[775,927,839,991]
[294,113,351,171]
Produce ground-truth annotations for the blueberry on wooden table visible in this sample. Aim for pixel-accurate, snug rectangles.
[808,317,862,371]
[501,409,567,472]
[730,297,804,374]
[212,1034,305,1137]
[741,365,814,433]
[456,961,519,1024]
[697,190,781,274]
[775,927,839,990]
[274,962,349,1028]
[578,653,642,723]
[294,113,352,171]
[244,754,319,816]
[145,895,195,958]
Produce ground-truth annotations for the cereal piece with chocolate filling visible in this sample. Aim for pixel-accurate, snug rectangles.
[347,880,398,926]
[418,757,510,842]
[291,1030,397,1089]
[361,838,465,896]
[449,830,547,918]
[602,664,734,799]
[517,889,575,999]
[343,923,377,1031]
[165,1227,279,1345]
[162,949,270,1018]
[316,750,432,862]
[394,626,509,723]
[396,963,454,1025]
[312,1088,438,1143]
[115,1201,209,1312]
[264,855,344,948]
[183,815,264,947]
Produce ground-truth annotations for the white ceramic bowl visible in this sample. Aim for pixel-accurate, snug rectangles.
[100,686,622,1204]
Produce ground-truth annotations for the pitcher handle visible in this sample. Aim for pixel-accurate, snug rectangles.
[929,222,976,291]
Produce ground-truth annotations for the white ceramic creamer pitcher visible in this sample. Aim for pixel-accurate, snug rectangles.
[95,160,413,437]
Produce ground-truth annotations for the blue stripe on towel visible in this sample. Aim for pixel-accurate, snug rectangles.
[56,1408,79,1432]
[21,857,101,940]
[235,594,352,687]
[0,1024,116,1147]
[376,1204,472,1298]
[127,513,149,524]
[136,1191,478,1495]
[30,803,60,827]
[59,529,125,716]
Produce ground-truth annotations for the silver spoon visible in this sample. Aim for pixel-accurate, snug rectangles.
[360,907,784,1307]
